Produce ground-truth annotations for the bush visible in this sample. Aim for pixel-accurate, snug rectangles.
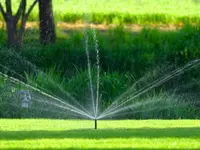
[0,77,23,118]
[0,47,37,80]
[18,25,200,79]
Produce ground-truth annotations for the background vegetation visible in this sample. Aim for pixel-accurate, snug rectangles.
[1,0,200,24]
[0,0,200,119]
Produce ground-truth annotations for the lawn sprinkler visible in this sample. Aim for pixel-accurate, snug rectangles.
[95,119,97,129]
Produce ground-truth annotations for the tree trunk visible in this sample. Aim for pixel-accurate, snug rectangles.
[0,0,38,48]
[39,0,56,44]
[6,17,17,46]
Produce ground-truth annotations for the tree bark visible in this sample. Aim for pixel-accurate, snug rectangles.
[6,18,17,46]
[0,0,38,47]
[5,0,16,46]
[39,0,56,44]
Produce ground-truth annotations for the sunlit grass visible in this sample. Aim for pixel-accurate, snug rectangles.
[0,119,199,149]
[1,0,200,24]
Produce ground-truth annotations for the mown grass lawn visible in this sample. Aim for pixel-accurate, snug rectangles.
[0,119,199,150]
[1,0,200,24]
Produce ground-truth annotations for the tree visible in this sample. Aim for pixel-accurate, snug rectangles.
[0,0,38,47]
[39,0,56,44]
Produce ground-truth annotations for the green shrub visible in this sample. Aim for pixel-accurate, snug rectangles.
[15,24,199,78]
[0,47,37,80]
[0,77,23,118]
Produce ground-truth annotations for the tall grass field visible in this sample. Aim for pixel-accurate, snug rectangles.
[1,0,200,24]
[0,119,199,149]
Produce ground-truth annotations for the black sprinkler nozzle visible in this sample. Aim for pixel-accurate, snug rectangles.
[95,119,97,129]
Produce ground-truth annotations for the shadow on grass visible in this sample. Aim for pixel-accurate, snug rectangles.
[0,127,200,140]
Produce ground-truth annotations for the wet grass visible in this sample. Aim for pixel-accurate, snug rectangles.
[0,119,200,149]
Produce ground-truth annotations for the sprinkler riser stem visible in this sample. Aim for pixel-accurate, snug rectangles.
[95,119,97,129]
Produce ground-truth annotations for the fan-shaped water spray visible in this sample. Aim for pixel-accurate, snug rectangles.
[1,56,200,129]
[1,15,200,129]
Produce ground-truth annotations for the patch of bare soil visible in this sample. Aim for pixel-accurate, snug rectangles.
[0,21,183,32]
[56,22,182,32]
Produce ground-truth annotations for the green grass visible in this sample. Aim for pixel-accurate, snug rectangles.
[0,119,199,149]
[1,0,200,24]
